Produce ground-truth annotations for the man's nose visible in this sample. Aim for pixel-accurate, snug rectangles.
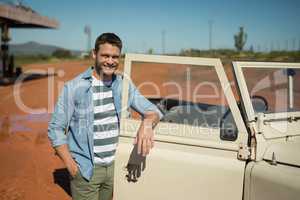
[107,57,114,65]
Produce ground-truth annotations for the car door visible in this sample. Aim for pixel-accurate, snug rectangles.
[114,54,249,200]
[232,61,300,200]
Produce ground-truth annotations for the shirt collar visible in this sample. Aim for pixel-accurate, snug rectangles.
[82,66,94,79]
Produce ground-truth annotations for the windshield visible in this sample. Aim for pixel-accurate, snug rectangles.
[128,61,239,141]
[242,67,300,113]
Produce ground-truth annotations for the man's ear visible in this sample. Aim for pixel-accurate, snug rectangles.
[92,49,96,59]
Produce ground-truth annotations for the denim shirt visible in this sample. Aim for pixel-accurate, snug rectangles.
[48,67,162,180]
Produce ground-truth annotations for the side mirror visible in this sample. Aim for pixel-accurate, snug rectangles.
[251,95,268,113]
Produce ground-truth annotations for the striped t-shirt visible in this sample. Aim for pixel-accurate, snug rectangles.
[92,75,119,165]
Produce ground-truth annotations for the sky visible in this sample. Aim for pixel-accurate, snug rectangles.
[7,0,300,53]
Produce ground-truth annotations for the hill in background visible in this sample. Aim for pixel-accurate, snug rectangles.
[9,41,83,56]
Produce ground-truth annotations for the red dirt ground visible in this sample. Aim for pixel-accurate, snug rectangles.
[0,59,299,200]
[0,60,93,200]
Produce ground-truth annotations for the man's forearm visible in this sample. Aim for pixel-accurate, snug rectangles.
[143,111,160,128]
[136,111,160,156]
[55,144,78,175]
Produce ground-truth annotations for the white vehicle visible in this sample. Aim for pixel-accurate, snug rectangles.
[114,54,300,200]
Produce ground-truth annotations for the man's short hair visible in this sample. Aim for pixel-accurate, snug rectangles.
[94,33,122,52]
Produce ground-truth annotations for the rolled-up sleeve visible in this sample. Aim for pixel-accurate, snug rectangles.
[128,80,163,120]
[48,83,74,147]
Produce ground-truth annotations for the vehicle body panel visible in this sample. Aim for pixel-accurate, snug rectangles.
[244,161,300,200]
[233,61,300,200]
[115,137,245,200]
[114,54,248,200]
[263,137,300,167]
[114,56,300,200]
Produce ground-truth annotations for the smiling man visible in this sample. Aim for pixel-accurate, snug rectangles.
[48,33,162,200]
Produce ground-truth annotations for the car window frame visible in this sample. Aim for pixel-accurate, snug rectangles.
[232,61,300,138]
[120,54,248,150]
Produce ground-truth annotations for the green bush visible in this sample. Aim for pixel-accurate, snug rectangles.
[178,48,300,62]
[52,49,73,58]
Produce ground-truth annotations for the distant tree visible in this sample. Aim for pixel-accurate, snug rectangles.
[234,27,247,51]
[249,45,254,52]
[52,49,72,58]
[147,48,154,54]
[179,48,201,57]
[37,54,49,60]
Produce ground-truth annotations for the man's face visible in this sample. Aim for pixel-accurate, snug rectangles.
[93,43,121,77]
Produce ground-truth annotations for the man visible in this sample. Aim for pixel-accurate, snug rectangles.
[48,33,162,200]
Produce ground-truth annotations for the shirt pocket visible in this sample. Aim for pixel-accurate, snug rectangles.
[74,98,91,119]
[72,99,89,143]
[74,99,90,130]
